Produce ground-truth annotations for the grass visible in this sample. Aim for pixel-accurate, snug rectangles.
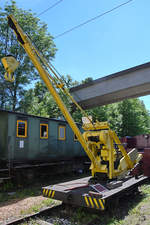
[20,219,41,225]
[20,198,56,215]
[0,185,41,205]
[71,208,99,224]
[0,172,87,204]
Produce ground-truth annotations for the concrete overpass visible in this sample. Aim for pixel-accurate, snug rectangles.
[70,62,150,109]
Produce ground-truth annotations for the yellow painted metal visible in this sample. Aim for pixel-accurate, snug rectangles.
[84,196,90,207]
[110,130,134,169]
[45,189,48,196]
[51,191,55,198]
[93,198,99,209]
[84,195,105,210]
[5,14,142,180]
[108,131,114,180]
[82,121,109,131]
[48,190,52,197]
[98,199,105,210]
[88,197,94,208]
[43,189,45,195]
[1,56,19,82]
[82,120,138,179]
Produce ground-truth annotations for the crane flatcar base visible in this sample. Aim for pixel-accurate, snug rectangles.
[42,175,148,210]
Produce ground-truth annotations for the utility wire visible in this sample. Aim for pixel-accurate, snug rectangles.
[37,0,64,17]
[54,0,134,39]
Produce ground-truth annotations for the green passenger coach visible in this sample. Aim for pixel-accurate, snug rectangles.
[0,109,86,179]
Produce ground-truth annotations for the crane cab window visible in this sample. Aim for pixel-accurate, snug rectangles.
[40,124,48,139]
[17,120,27,138]
[58,126,66,140]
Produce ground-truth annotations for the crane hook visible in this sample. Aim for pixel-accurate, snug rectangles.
[1,56,19,82]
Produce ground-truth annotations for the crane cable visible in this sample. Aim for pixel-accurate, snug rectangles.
[54,0,134,39]
[35,0,134,39]
[30,41,94,125]
[37,0,64,17]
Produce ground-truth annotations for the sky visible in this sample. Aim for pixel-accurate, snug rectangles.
[1,0,150,110]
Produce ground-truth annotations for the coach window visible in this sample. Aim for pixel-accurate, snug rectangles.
[74,134,78,141]
[58,126,66,140]
[40,124,48,139]
[17,120,27,138]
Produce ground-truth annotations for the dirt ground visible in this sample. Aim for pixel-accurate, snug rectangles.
[0,196,45,224]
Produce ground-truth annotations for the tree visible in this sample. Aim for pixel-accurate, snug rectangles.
[0,1,57,111]
[81,77,93,84]
[20,75,80,118]
[107,99,150,137]
[118,99,150,136]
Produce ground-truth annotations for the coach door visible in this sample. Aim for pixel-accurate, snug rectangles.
[15,118,28,160]
[40,122,49,155]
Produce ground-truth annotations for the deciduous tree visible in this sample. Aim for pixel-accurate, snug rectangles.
[0,0,57,111]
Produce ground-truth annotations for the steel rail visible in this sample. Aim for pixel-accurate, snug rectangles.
[4,203,63,225]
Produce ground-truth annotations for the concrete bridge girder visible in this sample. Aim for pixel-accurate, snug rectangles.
[70,62,150,109]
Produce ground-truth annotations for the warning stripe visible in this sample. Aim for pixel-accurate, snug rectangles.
[42,189,55,198]
[93,198,99,209]
[48,190,52,197]
[88,197,94,208]
[98,199,104,210]
[84,196,90,207]
[84,195,105,210]
[51,190,55,198]
[45,189,49,196]
[43,189,45,195]
[48,190,55,198]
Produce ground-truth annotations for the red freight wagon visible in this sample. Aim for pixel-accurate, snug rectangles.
[121,135,150,177]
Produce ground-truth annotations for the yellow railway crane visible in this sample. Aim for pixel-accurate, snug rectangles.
[1,15,142,182]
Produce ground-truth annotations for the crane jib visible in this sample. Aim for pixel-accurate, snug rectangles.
[7,16,25,45]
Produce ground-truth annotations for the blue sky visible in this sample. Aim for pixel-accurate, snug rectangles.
[1,0,150,110]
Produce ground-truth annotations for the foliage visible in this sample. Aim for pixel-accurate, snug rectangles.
[0,0,57,111]
[81,76,93,84]
[19,75,79,118]
[107,99,150,137]
[89,105,108,122]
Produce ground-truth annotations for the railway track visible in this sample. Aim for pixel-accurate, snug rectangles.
[4,202,90,225]
[2,184,148,225]
[3,203,63,225]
